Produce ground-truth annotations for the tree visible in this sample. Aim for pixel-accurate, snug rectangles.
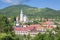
[26,34,31,40]
[33,33,44,40]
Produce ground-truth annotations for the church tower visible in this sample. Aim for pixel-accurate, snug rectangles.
[20,10,23,22]
[23,15,27,23]
[16,16,19,26]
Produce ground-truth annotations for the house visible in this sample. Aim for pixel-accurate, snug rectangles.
[14,24,46,36]
[42,21,57,29]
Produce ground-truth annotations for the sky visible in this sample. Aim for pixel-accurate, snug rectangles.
[0,0,60,10]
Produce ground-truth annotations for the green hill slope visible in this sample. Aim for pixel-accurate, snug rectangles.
[0,4,60,18]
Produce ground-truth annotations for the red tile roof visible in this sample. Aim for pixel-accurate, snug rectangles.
[43,21,54,25]
[14,24,41,31]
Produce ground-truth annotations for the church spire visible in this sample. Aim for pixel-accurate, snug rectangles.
[21,9,23,14]
[20,9,23,22]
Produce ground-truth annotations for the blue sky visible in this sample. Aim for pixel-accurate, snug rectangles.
[0,0,60,10]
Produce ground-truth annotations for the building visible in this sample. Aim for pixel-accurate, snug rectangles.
[16,10,28,26]
[42,20,57,29]
[14,24,46,36]
[20,10,28,23]
[16,16,20,26]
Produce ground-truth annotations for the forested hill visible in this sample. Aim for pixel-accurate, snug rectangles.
[0,4,60,18]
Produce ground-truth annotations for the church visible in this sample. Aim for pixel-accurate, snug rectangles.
[16,10,28,26]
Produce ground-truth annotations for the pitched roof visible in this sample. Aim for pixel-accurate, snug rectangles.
[14,24,41,31]
[43,21,54,25]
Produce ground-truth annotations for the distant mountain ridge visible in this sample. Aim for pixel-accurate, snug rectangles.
[0,4,60,18]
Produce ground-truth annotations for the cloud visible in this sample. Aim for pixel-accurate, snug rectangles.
[7,0,20,5]
[1,0,30,5]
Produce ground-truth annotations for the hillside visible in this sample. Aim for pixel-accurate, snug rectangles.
[0,4,60,18]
